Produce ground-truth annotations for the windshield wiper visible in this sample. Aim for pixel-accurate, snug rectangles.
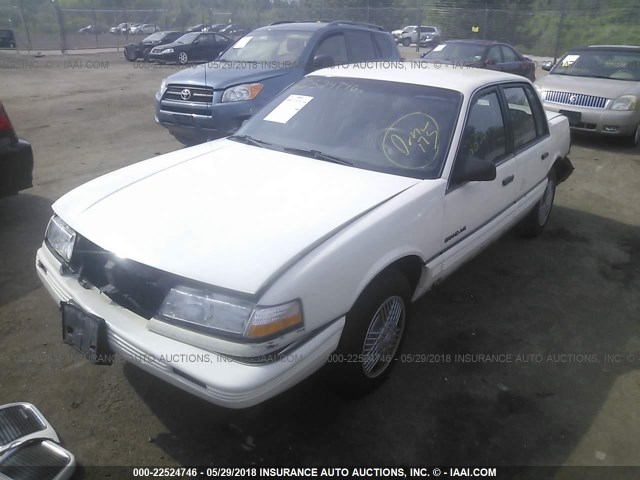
[283,147,353,166]
[228,134,271,148]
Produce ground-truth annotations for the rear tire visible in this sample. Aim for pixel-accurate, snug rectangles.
[518,169,556,238]
[330,269,410,396]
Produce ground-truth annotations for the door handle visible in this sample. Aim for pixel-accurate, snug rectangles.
[502,175,514,186]
[541,152,549,160]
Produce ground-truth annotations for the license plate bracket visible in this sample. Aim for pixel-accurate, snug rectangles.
[61,302,113,365]
[559,109,581,126]
[175,114,194,126]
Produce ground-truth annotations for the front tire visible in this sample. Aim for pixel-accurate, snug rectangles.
[177,51,189,65]
[331,269,410,395]
[518,169,556,238]
[402,37,411,47]
[123,49,136,62]
[623,123,640,147]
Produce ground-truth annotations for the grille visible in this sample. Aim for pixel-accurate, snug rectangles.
[543,90,608,109]
[164,84,214,104]
[0,441,70,480]
[68,235,177,319]
[0,405,46,446]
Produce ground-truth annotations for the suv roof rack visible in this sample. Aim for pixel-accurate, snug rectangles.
[268,20,332,26]
[326,20,385,31]
[267,20,385,31]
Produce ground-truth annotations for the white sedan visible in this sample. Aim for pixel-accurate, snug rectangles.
[36,63,573,408]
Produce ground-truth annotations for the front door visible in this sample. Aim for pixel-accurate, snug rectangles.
[441,88,518,275]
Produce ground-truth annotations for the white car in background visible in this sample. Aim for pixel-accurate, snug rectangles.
[36,64,573,408]
[392,25,416,41]
[130,24,159,35]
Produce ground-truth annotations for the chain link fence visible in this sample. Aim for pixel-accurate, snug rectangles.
[0,1,638,57]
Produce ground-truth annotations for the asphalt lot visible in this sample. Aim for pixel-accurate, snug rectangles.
[0,49,639,477]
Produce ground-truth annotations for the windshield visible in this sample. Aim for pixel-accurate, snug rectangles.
[144,32,164,42]
[175,32,200,44]
[551,49,640,81]
[423,43,486,62]
[219,30,313,63]
[402,26,415,33]
[233,75,462,179]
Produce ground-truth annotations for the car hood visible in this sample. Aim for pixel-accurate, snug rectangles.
[53,140,419,294]
[537,74,640,98]
[165,62,293,89]
[153,40,189,51]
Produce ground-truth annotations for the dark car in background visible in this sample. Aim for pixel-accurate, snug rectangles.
[219,24,249,39]
[0,101,33,197]
[204,24,226,33]
[0,30,16,49]
[124,31,184,62]
[422,39,536,81]
[155,21,401,145]
[148,31,233,65]
[186,24,207,33]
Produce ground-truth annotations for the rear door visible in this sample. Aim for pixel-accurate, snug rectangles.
[501,83,552,200]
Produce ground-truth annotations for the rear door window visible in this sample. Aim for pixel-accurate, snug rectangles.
[314,33,349,66]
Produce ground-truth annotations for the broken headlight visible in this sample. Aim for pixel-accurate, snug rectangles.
[157,286,303,340]
[45,215,76,263]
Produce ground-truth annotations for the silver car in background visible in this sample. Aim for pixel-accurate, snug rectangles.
[536,45,640,146]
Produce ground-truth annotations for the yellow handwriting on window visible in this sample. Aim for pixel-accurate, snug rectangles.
[383,112,441,169]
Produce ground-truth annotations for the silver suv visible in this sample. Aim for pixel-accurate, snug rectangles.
[399,25,441,47]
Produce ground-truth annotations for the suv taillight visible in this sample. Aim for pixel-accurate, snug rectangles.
[0,102,15,132]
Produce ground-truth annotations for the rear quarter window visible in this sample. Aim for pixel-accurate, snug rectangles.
[373,32,395,59]
[345,30,377,62]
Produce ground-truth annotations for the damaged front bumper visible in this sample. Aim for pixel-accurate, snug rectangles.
[35,245,344,409]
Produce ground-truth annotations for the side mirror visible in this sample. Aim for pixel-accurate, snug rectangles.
[485,58,497,66]
[541,60,553,71]
[310,54,335,72]
[452,156,496,184]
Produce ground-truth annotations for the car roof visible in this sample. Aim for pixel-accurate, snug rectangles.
[313,61,527,94]
[570,45,640,52]
[443,39,503,46]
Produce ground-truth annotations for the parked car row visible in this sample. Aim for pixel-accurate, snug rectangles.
[186,23,249,38]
